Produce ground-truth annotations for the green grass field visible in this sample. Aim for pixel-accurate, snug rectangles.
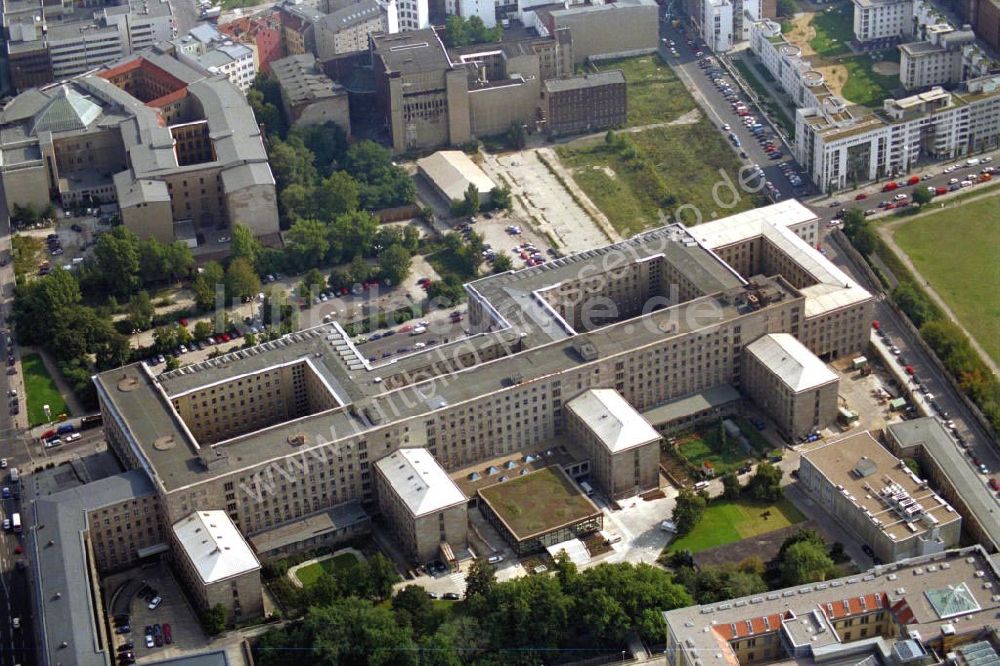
[675,418,773,475]
[22,353,68,427]
[295,552,362,588]
[840,55,898,107]
[558,120,761,235]
[594,56,697,127]
[668,498,806,553]
[893,195,1000,365]
[809,5,854,57]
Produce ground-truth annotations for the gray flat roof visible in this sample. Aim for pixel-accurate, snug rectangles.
[30,469,155,666]
[373,29,453,75]
[887,418,1000,551]
[640,384,740,426]
[272,53,346,105]
[544,69,625,93]
[248,502,369,553]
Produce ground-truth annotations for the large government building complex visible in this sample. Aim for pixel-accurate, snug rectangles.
[31,200,874,664]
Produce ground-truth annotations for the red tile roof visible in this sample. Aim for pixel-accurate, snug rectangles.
[819,593,888,620]
[715,612,789,640]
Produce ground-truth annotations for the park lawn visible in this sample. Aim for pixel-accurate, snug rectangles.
[840,55,898,107]
[809,4,854,57]
[668,498,806,553]
[595,56,697,126]
[678,431,750,476]
[295,552,362,588]
[22,353,68,427]
[558,120,760,236]
[893,195,1000,365]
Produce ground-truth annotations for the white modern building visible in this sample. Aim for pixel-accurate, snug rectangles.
[171,23,257,93]
[852,0,911,44]
[795,75,1000,192]
[397,0,429,30]
[899,23,988,90]
[698,0,761,52]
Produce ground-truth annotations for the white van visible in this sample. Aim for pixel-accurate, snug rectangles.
[660,520,678,534]
[410,326,427,336]
[966,158,980,167]
[693,480,710,491]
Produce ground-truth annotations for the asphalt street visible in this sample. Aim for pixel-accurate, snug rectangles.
[657,21,807,203]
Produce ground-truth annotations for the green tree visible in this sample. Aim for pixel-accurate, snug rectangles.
[721,470,742,499]
[201,603,228,635]
[165,356,180,371]
[672,487,708,536]
[305,597,418,666]
[299,267,327,298]
[12,268,82,345]
[192,261,224,311]
[286,218,330,268]
[746,461,783,501]
[90,226,141,298]
[328,211,379,263]
[247,74,287,137]
[779,540,835,585]
[291,122,348,174]
[913,187,933,206]
[506,122,527,150]
[343,141,415,209]
[126,291,155,330]
[492,253,513,273]
[349,254,372,284]
[306,571,341,607]
[193,320,214,341]
[489,185,512,210]
[153,325,178,352]
[464,558,497,600]
[392,585,442,638]
[365,553,399,601]
[463,183,480,216]
[231,224,261,267]
[225,258,262,301]
[893,282,937,327]
[269,136,318,192]
[378,244,412,286]
[315,171,360,218]
[443,15,469,46]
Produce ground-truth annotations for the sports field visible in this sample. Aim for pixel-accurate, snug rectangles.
[22,353,68,426]
[667,497,805,553]
[294,552,362,588]
[893,195,1000,365]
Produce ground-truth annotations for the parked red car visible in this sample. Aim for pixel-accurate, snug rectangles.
[906,176,920,186]
[855,193,867,200]
[163,624,173,645]
[882,182,899,192]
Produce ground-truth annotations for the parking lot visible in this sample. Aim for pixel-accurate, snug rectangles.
[482,149,614,253]
[103,562,206,663]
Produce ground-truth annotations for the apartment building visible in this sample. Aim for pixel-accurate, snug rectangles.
[795,75,1000,192]
[852,0,911,44]
[542,70,627,137]
[220,12,285,75]
[316,0,395,57]
[565,389,660,500]
[170,23,258,93]
[3,0,174,92]
[373,448,468,563]
[665,546,1000,666]
[751,20,841,113]
[743,333,839,439]
[798,431,961,563]
[899,24,983,90]
[278,1,325,55]
[971,0,999,51]
[272,53,351,131]
[0,52,280,248]
[94,201,871,570]
[171,511,264,621]
[396,0,428,30]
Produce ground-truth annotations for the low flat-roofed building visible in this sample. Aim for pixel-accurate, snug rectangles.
[641,384,742,434]
[271,53,351,132]
[566,388,660,499]
[799,431,961,563]
[886,418,1000,552]
[477,466,603,556]
[417,150,495,207]
[248,502,371,560]
[543,69,626,136]
[171,511,263,621]
[665,545,1000,666]
[744,333,839,439]
[374,448,468,564]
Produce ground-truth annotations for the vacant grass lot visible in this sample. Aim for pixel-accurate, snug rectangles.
[22,353,68,426]
[295,552,362,588]
[840,55,898,107]
[668,498,806,553]
[594,56,697,127]
[558,120,759,235]
[809,5,854,57]
[893,195,1000,365]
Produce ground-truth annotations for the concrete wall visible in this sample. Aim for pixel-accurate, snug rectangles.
[121,199,174,244]
[565,409,659,499]
[0,165,52,212]
[468,78,539,138]
[743,354,838,439]
[225,179,280,239]
[553,3,659,66]
[290,94,352,136]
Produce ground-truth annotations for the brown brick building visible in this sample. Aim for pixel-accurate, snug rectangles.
[542,69,627,137]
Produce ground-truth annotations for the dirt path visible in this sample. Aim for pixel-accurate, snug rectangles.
[878,192,1000,376]
[817,63,848,97]
[563,109,703,149]
[785,13,817,56]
